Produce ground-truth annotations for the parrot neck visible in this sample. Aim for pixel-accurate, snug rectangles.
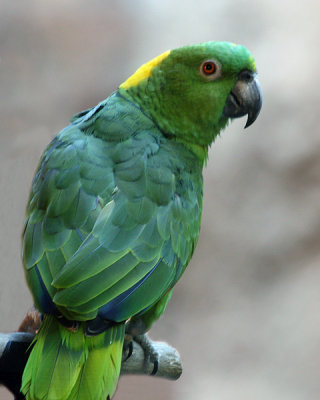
[117,89,214,165]
[174,138,208,165]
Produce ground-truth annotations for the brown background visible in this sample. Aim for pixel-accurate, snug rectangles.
[1,1,320,399]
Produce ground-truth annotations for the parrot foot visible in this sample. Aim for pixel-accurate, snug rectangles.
[124,319,159,374]
[134,333,159,375]
[122,334,134,361]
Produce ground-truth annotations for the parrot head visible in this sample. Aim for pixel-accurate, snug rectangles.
[119,41,262,159]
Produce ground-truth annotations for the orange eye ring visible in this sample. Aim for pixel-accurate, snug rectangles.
[201,61,217,76]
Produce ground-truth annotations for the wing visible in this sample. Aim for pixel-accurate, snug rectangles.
[51,136,190,322]
[22,121,114,318]
[23,94,201,323]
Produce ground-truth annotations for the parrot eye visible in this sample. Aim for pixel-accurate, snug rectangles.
[200,60,221,80]
[202,61,216,74]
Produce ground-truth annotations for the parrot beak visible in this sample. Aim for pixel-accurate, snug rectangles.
[223,70,262,128]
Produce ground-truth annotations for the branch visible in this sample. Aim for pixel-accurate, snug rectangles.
[0,332,33,400]
[121,338,182,379]
[0,330,182,399]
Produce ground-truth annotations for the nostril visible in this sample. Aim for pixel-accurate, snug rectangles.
[238,69,253,82]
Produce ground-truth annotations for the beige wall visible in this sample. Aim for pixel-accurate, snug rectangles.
[1,1,320,399]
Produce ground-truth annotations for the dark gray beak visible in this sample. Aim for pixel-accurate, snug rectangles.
[223,70,262,128]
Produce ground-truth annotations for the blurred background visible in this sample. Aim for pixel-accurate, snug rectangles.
[1,0,320,399]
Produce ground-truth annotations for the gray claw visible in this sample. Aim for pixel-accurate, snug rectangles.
[134,333,159,375]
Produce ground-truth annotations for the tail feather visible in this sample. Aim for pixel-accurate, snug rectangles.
[21,315,125,400]
[71,327,124,400]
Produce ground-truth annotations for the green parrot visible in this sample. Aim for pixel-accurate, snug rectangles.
[21,41,262,400]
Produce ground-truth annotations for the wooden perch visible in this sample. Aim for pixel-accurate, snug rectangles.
[121,338,182,379]
[0,330,182,399]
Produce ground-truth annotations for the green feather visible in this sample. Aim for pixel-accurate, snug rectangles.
[126,196,155,224]
[63,189,97,228]
[156,205,171,240]
[53,252,139,307]
[52,237,128,288]
[47,182,81,217]
[37,170,59,210]
[47,144,78,170]
[115,158,146,199]
[21,316,124,400]
[24,267,48,311]
[104,224,145,252]
[131,241,162,262]
[46,249,67,278]
[69,328,123,400]
[35,255,55,297]
[60,230,84,260]
[138,217,163,248]
[64,257,161,315]
[55,165,80,189]
[42,226,72,251]
[43,215,65,235]
[23,222,44,269]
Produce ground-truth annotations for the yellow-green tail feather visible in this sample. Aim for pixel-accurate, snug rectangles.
[21,315,125,400]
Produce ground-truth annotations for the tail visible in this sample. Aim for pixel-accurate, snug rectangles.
[21,315,125,400]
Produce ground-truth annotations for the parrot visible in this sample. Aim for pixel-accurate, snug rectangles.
[21,41,262,400]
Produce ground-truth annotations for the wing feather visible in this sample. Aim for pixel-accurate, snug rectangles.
[23,94,200,322]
